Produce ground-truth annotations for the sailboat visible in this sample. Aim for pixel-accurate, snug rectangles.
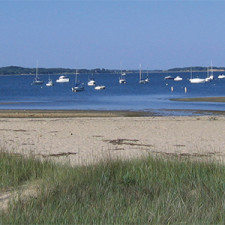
[209,61,214,80]
[139,64,146,84]
[46,74,54,86]
[119,71,126,84]
[205,67,211,82]
[189,68,205,84]
[145,69,150,83]
[32,62,43,85]
[72,69,84,92]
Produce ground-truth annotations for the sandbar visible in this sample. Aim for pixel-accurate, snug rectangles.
[172,96,225,103]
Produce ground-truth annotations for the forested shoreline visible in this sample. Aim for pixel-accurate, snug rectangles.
[0,65,224,75]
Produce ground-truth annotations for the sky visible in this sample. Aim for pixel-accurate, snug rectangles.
[0,0,225,70]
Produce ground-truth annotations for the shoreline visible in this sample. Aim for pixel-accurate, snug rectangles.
[0,109,156,118]
[0,108,225,118]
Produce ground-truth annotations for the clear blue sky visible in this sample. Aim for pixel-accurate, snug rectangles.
[0,0,225,70]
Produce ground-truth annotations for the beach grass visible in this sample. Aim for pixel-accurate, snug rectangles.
[0,151,224,224]
[0,150,55,191]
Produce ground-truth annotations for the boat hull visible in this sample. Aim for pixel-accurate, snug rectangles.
[189,78,205,83]
[95,86,105,90]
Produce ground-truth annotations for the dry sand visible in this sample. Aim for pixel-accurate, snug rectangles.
[1,111,225,165]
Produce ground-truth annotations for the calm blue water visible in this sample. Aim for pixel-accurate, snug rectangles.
[0,72,225,115]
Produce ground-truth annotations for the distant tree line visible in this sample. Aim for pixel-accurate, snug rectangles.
[168,66,225,72]
[0,66,224,75]
[0,66,116,75]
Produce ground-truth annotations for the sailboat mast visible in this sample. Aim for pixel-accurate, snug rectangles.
[139,64,142,81]
[36,61,38,78]
[75,69,78,83]
[211,61,213,77]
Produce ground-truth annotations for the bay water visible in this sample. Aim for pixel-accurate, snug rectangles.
[0,71,224,115]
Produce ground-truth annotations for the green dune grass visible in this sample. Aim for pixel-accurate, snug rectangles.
[0,150,224,224]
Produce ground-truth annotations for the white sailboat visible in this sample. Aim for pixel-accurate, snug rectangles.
[145,69,150,83]
[119,71,126,84]
[46,75,54,86]
[139,64,146,84]
[205,67,211,82]
[72,69,84,92]
[209,61,214,80]
[33,61,43,85]
[189,68,205,84]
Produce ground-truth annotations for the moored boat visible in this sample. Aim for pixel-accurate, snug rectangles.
[164,76,174,80]
[32,62,43,85]
[88,79,96,86]
[119,71,126,84]
[46,79,54,86]
[189,78,206,83]
[174,76,182,81]
[72,70,84,92]
[87,74,96,86]
[95,85,105,90]
[56,75,69,83]
[218,74,225,79]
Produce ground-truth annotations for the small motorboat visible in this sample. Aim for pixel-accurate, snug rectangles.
[88,79,96,86]
[119,77,126,84]
[174,76,182,81]
[218,74,225,79]
[87,74,96,86]
[164,76,174,80]
[56,75,69,83]
[95,85,106,90]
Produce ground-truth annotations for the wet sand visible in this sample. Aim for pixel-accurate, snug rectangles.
[0,110,224,165]
[172,96,225,102]
[0,109,153,118]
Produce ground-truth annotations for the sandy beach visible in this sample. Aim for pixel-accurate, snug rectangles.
[0,111,225,165]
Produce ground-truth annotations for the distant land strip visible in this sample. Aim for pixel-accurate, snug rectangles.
[0,66,225,75]
[172,97,225,103]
